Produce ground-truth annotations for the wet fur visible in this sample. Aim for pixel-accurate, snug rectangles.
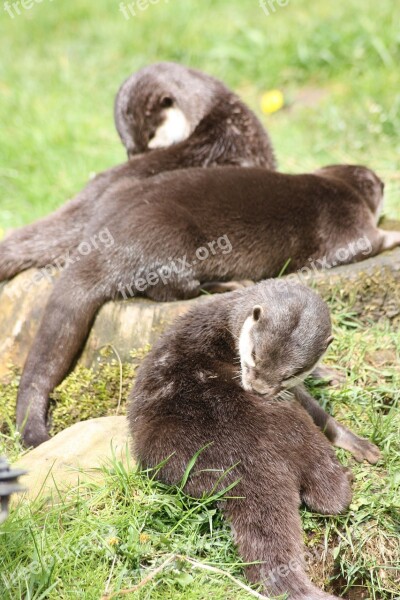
[128,281,352,599]
[10,164,399,447]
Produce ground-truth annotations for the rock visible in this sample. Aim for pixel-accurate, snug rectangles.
[14,416,131,500]
[0,268,206,378]
[0,245,399,380]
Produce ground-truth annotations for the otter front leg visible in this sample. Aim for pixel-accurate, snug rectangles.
[16,261,108,447]
[294,385,381,464]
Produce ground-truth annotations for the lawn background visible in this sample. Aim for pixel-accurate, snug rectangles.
[0,1,399,599]
[0,0,400,229]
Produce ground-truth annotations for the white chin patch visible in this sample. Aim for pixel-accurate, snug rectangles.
[239,316,255,368]
[239,316,256,389]
[148,107,191,149]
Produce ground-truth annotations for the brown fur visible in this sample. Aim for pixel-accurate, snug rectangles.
[115,62,276,166]
[128,281,352,599]
[0,62,275,283]
[11,163,399,447]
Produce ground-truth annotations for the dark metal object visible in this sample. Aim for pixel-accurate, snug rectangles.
[0,457,26,524]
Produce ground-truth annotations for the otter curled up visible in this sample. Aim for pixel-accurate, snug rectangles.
[13,164,398,447]
[0,62,275,282]
[129,280,353,600]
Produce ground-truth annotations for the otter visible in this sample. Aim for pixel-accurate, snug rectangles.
[0,62,275,282]
[13,163,398,448]
[114,62,276,167]
[128,280,357,599]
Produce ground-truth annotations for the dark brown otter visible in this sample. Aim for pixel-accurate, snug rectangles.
[0,62,275,282]
[12,163,396,448]
[128,280,355,599]
[115,61,276,166]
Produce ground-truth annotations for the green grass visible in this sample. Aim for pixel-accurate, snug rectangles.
[0,0,399,231]
[0,457,254,600]
[1,296,399,599]
[1,0,400,598]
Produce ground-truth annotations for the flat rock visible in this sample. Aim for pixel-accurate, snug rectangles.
[0,268,206,378]
[0,246,399,379]
[14,416,131,500]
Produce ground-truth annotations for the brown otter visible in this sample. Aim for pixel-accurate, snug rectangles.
[114,61,276,166]
[0,62,275,282]
[13,163,397,448]
[128,280,356,599]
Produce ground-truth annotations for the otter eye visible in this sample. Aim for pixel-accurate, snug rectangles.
[160,96,173,109]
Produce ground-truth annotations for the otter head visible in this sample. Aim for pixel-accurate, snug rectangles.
[237,283,333,397]
[315,165,385,223]
[114,62,220,157]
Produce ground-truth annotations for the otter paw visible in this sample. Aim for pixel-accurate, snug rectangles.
[311,365,346,387]
[351,437,381,464]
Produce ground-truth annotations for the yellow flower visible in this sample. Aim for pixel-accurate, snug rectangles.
[107,537,119,546]
[261,90,284,115]
[139,533,150,544]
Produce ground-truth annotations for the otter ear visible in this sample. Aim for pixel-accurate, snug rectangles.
[326,335,334,347]
[252,305,263,322]
[160,95,174,109]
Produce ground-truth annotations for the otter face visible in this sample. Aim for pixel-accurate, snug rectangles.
[238,291,333,398]
[316,165,385,222]
[124,91,190,155]
[115,63,222,159]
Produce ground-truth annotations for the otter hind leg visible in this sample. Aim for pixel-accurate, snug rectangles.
[294,386,381,465]
[300,451,352,515]
[0,202,85,282]
[225,478,344,600]
[332,424,381,464]
[16,258,111,447]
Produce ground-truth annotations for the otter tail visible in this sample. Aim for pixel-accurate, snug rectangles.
[131,400,351,599]
[217,438,352,600]
[224,489,341,600]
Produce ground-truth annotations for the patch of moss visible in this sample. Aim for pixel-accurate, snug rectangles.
[314,267,400,327]
[0,366,20,435]
[0,346,150,437]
